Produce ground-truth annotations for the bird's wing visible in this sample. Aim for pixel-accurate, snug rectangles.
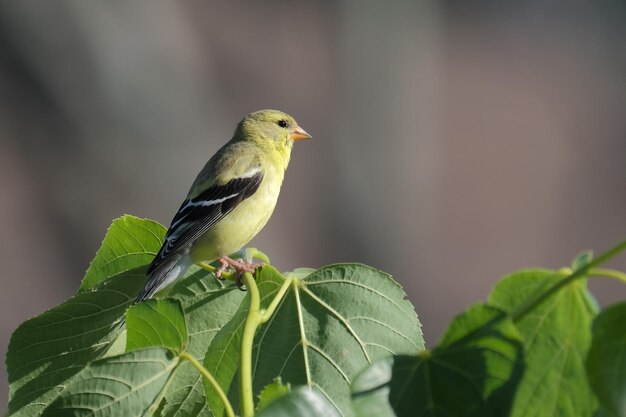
[147,166,264,274]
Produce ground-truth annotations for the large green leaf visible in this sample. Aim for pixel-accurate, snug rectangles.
[6,215,168,416]
[156,267,246,417]
[6,270,145,417]
[7,215,247,417]
[253,263,423,414]
[351,305,523,417]
[204,264,424,417]
[126,299,188,354]
[488,269,598,417]
[255,386,342,417]
[41,348,178,417]
[587,302,626,417]
[79,215,165,292]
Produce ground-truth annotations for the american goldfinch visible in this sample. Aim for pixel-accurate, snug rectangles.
[136,109,311,302]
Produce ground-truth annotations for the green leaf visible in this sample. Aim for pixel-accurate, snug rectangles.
[587,302,626,417]
[204,264,424,417]
[351,305,523,417]
[488,269,598,417]
[126,299,188,354]
[288,268,316,279]
[593,408,614,417]
[6,270,145,417]
[41,348,178,417]
[257,377,291,411]
[79,215,166,292]
[350,356,397,417]
[572,251,593,271]
[156,267,246,417]
[253,263,424,415]
[255,386,342,417]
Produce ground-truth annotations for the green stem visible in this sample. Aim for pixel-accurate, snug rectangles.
[197,261,235,282]
[239,271,295,417]
[179,351,235,417]
[588,268,626,284]
[510,239,626,321]
[240,272,261,417]
[243,248,271,265]
[260,275,295,323]
[228,248,271,265]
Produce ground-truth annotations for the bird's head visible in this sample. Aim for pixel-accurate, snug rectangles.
[236,109,311,155]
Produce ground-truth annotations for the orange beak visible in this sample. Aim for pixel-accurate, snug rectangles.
[290,126,312,141]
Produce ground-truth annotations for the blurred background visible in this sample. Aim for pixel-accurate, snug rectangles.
[1,0,626,409]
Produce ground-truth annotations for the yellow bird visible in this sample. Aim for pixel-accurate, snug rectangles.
[137,109,311,302]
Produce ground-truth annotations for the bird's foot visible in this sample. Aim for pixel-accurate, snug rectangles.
[216,255,262,290]
[215,258,231,280]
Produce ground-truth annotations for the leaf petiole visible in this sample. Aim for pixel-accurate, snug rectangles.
[242,247,271,265]
[179,351,236,417]
[240,271,261,417]
[197,260,235,282]
[261,274,295,323]
[588,268,626,284]
[239,271,295,417]
[510,239,626,321]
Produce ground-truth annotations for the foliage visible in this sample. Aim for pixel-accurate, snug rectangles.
[5,215,626,416]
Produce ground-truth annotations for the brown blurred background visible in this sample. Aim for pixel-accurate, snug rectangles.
[1,0,626,410]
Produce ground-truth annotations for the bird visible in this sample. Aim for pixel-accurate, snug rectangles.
[136,109,311,302]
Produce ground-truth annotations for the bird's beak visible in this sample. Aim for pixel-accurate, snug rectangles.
[290,126,312,141]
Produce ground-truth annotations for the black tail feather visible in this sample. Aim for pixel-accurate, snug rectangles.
[135,252,186,303]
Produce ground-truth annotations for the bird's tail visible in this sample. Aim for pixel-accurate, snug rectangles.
[135,252,190,303]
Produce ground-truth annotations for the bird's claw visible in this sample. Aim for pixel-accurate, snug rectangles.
[215,255,263,290]
[236,274,246,291]
[215,258,231,280]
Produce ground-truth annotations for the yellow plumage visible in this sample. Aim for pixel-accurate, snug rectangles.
[190,144,286,263]
[136,109,310,301]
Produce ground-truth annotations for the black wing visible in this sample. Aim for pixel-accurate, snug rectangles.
[147,171,263,274]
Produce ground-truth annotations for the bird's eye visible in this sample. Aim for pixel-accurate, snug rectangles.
[277,120,288,128]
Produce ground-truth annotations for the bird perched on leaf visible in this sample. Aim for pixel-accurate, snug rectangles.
[136,109,311,302]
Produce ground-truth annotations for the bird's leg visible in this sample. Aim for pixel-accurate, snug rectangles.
[215,255,259,276]
[215,255,262,289]
[215,258,231,280]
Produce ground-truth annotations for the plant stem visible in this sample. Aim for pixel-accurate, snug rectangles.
[510,239,626,321]
[242,248,271,265]
[197,261,235,282]
[239,271,295,417]
[179,351,235,417]
[240,271,261,417]
[260,275,295,323]
[588,268,626,284]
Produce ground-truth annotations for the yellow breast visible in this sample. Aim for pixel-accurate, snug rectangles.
[189,164,284,263]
